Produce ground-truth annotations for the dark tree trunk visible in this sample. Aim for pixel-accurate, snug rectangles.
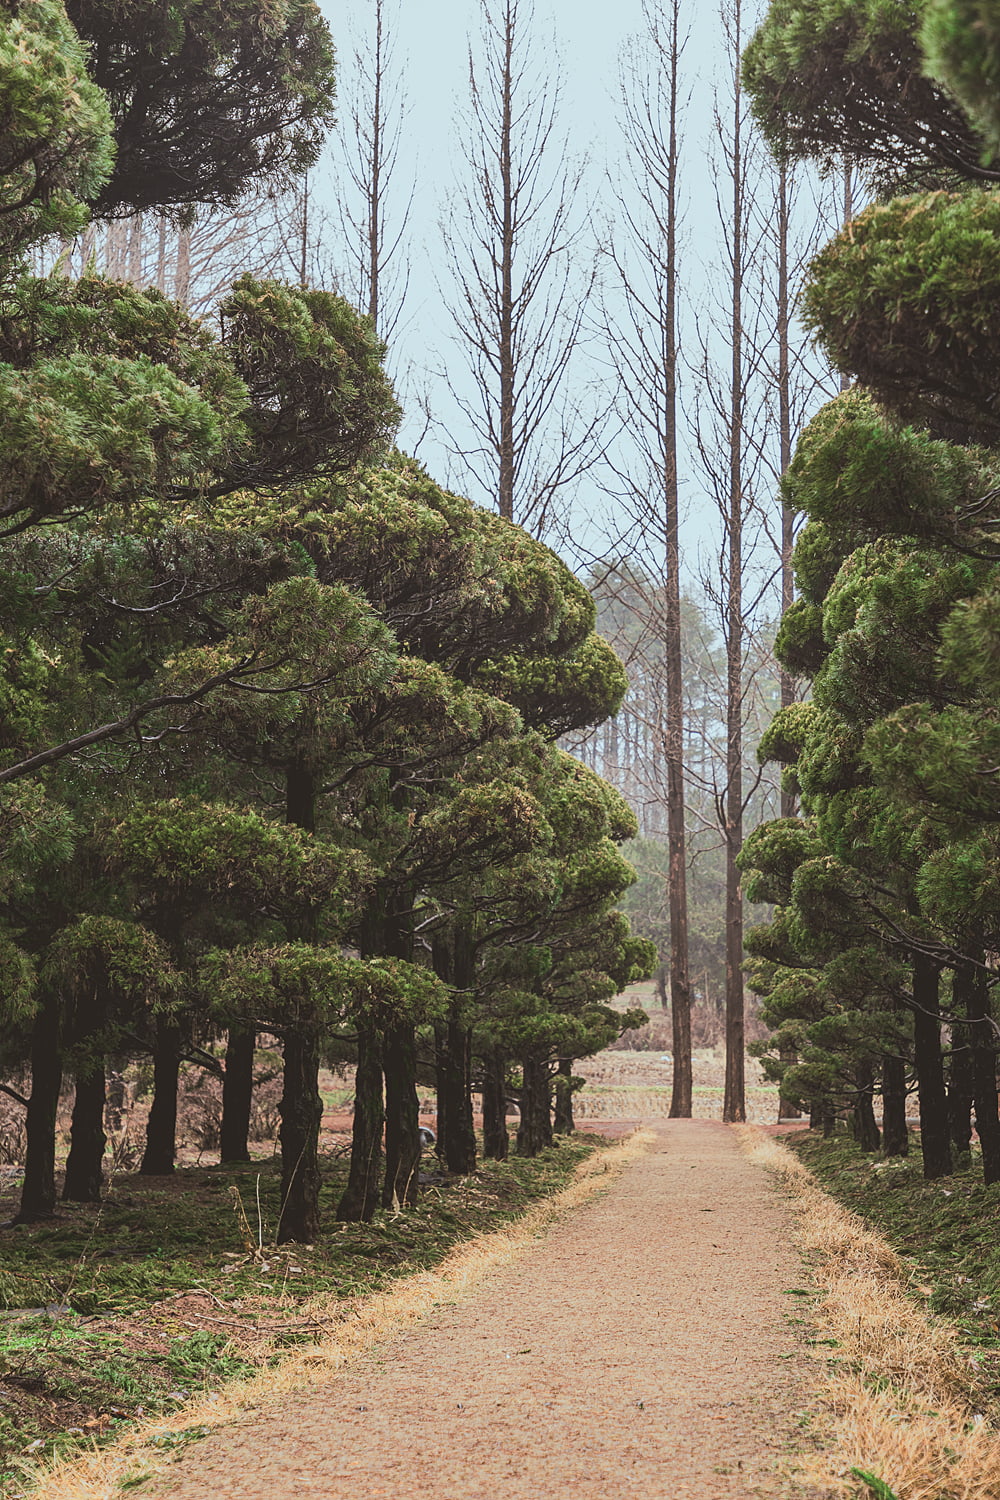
[105,1058,127,1134]
[967,955,1000,1186]
[778,1044,801,1120]
[336,1027,384,1222]
[220,1024,255,1163]
[821,1102,837,1137]
[912,955,953,1180]
[140,1019,181,1175]
[881,1054,909,1157]
[948,962,975,1158]
[516,1055,553,1157]
[442,1013,476,1174]
[852,1059,880,1153]
[553,1057,575,1135]
[947,1038,975,1158]
[382,1022,420,1207]
[482,1050,509,1161]
[277,1026,323,1243]
[63,1066,107,1202]
[431,935,476,1174]
[15,995,63,1224]
[433,1021,449,1166]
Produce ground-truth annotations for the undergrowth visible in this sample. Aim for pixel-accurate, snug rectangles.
[0,1136,600,1492]
[790,1133,1000,1372]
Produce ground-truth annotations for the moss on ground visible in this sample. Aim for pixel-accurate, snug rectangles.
[789,1130,1000,1405]
[0,1135,602,1487]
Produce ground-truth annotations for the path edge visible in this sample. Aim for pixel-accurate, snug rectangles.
[19,1130,654,1500]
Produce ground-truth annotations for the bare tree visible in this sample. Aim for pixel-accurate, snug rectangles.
[333,0,411,346]
[598,0,694,1115]
[441,0,597,537]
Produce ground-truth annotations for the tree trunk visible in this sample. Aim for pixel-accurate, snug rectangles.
[443,1013,476,1173]
[722,0,746,1126]
[778,1044,801,1120]
[220,1024,255,1163]
[660,0,692,1123]
[516,1055,552,1157]
[15,995,63,1224]
[967,954,1000,1186]
[481,1050,509,1161]
[105,1059,127,1134]
[382,1022,420,1207]
[553,1057,575,1134]
[777,160,798,822]
[63,1066,107,1202]
[432,934,477,1174]
[852,1059,880,1153]
[140,1019,181,1175]
[947,1038,975,1160]
[912,955,953,1179]
[433,1020,449,1164]
[881,1053,909,1157]
[277,1026,323,1243]
[336,1027,384,1222]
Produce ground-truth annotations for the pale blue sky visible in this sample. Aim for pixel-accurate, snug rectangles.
[315,1,830,577]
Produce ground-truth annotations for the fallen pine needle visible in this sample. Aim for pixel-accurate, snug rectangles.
[19,1130,652,1500]
[738,1127,1000,1500]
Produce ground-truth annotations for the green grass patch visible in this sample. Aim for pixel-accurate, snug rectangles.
[0,1134,602,1487]
[789,1130,1000,1400]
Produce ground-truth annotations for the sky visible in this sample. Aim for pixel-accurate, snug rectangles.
[314,1,831,579]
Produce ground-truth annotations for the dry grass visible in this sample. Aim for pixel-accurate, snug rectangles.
[17,1131,652,1500]
[575,1046,781,1123]
[739,1127,1000,1500]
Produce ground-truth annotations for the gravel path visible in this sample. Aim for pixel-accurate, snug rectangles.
[151,1121,820,1500]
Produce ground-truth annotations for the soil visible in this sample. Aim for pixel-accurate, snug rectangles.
[148,1120,826,1500]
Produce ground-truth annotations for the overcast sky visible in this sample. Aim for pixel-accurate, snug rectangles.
[315,1,830,579]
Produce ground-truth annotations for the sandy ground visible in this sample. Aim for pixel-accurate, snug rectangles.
[147,1120,823,1500]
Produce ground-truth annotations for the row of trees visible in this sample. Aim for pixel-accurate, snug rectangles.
[741,0,1000,1181]
[0,0,652,1242]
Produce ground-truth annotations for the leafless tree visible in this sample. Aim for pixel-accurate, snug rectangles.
[597,0,694,1114]
[333,0,411,346]
[440,0,599,538]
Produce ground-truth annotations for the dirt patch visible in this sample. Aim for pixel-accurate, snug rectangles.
[146,1121,828,1500]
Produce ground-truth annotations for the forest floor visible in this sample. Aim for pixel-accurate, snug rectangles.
[123,1120,827,1500]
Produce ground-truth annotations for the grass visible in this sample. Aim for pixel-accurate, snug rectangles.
[790,1133,1000,1355]
[19,1130,650,1500]
[742,1127,1000,1500]
[0,1135,609,1496]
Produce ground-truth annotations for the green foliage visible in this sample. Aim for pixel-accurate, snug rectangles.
[66,0,336,216]
[757,702,822,766]
[803,191,1000,446]
[0,933,36,1023]
[111,799,371,925]
[0,353,234,525]
[784,391,1000,546]
[743,0,992,186]
[478,632,628,738]
[219,276,400,488]
[921,0,1000,151]
[0,0,113,266]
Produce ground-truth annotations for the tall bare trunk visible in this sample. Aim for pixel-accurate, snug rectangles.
[723,0,746,1125]
[661,0,691,1118]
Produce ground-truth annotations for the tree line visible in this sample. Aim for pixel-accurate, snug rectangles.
[741,0,1000,1182]
[0,0,656,1243]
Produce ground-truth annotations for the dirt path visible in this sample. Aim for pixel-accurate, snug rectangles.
[150,1121,821,1500]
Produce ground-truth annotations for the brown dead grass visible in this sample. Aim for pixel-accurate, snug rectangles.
[17,1131,653,1500]
[739,1127,1000,1500]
